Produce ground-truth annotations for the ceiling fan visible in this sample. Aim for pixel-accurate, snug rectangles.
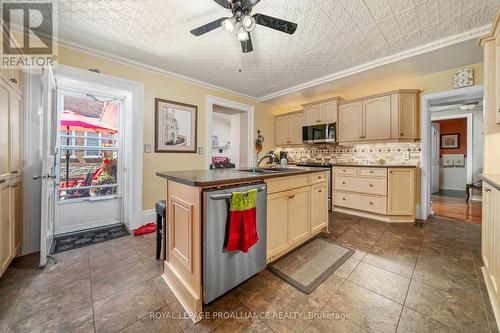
[190,0,298,53]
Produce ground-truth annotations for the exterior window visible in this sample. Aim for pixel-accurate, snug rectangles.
[85,132,101,157]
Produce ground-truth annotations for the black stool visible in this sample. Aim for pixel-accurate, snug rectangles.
[155,200,166,260]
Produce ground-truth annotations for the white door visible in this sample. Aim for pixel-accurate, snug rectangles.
[39,66,58,266]
[55,90,123,235]
[430,122,440,194]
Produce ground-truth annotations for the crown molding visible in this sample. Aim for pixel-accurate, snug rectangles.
[57,25,489,104]
[257,25,491,102]
[56,38,261,102]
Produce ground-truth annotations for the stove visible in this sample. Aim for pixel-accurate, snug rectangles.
[296,162,332,210]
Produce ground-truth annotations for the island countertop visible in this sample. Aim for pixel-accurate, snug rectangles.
[331,163,418,168]
[156,167,329,187]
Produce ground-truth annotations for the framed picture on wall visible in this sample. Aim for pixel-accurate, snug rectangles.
[155,98,197,153]
[441,133,460,149]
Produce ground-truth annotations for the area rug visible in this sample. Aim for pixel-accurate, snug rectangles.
[51,224,130,254]
[267,237,354,294]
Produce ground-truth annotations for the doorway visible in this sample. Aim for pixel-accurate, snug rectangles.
[55,90,124,235]
[427,95,483,224]
[206,96,254,169]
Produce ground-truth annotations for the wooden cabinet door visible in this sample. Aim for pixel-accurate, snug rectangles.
[0,184,13,276]
[267,192,289,259]
[388,168,415,216]
[319,100,338,124]
[482,185,493,272]
[275,115,290,146]
[363,96,391,141]
[0,81,10,180]
[10,93,21,175]
[303,105,320,125]
[338,102,363,142]
[289,113,303,145]
[399,93,418,139]
[11,180,22,256]
[310,182,328,233]
[492,187,500,299]
[288,187,310,245]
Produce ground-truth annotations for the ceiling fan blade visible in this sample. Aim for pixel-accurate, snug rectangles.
[213,0,232,9]
[253,13,297,34]
[244,0,260,7]
[241,33,253,53]
[190,17,228,36]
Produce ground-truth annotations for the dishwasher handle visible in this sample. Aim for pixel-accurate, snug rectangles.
[209,186,266,200]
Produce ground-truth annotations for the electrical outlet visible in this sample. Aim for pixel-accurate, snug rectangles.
[403,152,410,160]
[144,144,152,153]
[198,146,204,155]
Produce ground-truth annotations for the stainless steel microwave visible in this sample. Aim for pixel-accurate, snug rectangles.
[302,123,336,144]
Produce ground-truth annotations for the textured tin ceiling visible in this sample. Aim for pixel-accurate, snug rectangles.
[58,0,499,100]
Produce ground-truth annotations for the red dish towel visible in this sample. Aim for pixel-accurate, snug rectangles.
[225,189,259,253]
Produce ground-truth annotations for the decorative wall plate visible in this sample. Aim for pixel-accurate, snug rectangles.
[453,68,474,89]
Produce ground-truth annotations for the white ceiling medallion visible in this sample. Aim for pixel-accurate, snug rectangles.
[453,68,474,89]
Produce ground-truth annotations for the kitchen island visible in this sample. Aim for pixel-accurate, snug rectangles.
[156,167,329,322]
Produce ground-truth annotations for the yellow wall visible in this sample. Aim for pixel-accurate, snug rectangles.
[57,46,275,210]
[273,63,484,114]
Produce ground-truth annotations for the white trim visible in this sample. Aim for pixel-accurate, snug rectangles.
[205,95,254,169]
[57,26,490,102]
[420,85,484,220]
[54,218,120,235]
[482,267,500,329]
[53,64,144,230]
[258,26,491,102]
[431,113,474,184]
[142,209,156,224]
[58,39,257,102]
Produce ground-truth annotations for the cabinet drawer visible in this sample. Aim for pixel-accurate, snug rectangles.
[333,191,387,214]
[309,172,327,184]
[333,167,356,175]
[333,175,387,196]
[357,168,387,177]
[265,175,310,194]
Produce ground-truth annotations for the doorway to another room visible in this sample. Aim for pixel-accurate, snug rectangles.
[206,96,254,169]
[429,97,483,224]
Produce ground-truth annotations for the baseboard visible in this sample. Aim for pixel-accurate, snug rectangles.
[416,204,423,220]
[481,267,500,330]
[439,187,466,191]
[333,206,415,223]
[142,209,155,224]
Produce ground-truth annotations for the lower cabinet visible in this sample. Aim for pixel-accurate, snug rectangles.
[0,178,23,277]
[0,182,13,275]
[311,182,329,233]
[482,182,500,318]
[333,166,416,222]
[266,172,328,262]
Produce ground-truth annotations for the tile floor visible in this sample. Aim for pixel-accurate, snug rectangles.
[0,212,498,333]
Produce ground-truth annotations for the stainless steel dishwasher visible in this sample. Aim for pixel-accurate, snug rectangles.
[203,183,267,304]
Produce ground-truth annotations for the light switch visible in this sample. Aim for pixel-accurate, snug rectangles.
[403,152,410,160]
[144,144,152,153]
[198,146,204,155]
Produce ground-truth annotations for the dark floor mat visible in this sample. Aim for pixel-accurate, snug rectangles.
[51,224,130,254]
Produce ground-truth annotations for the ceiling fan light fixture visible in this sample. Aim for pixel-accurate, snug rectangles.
[221,18,236,34]
[237,25,249,41]
[241,15,256,31]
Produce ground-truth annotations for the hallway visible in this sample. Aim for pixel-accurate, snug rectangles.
[431,190,482,224]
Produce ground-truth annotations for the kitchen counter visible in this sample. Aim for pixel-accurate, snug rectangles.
[331,163,417,168]
[481,174,500,191]
[156,167,329,187]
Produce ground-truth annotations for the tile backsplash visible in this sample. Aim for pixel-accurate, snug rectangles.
[276,142,422,166]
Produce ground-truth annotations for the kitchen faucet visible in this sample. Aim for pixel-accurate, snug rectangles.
[257,153,279,168]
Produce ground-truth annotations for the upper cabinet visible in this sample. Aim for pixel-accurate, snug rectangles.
[275,112,303,146]
[303,98,341,126]
[338,102,363,142]
[338,90,419,144]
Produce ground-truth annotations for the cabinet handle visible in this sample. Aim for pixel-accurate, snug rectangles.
[10,78,17,84]
[317,176,322,179]
[342,198,346,201]
[318,189,322,193]
[0,179,5,185]
[369,202,373,205]
[485,188,491,193]
[369,184,373,187]
[11,170,18,174]
[342,181,346,184]
[369,171,374,173]
[289,194,296,199]
[400,133,404,136]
